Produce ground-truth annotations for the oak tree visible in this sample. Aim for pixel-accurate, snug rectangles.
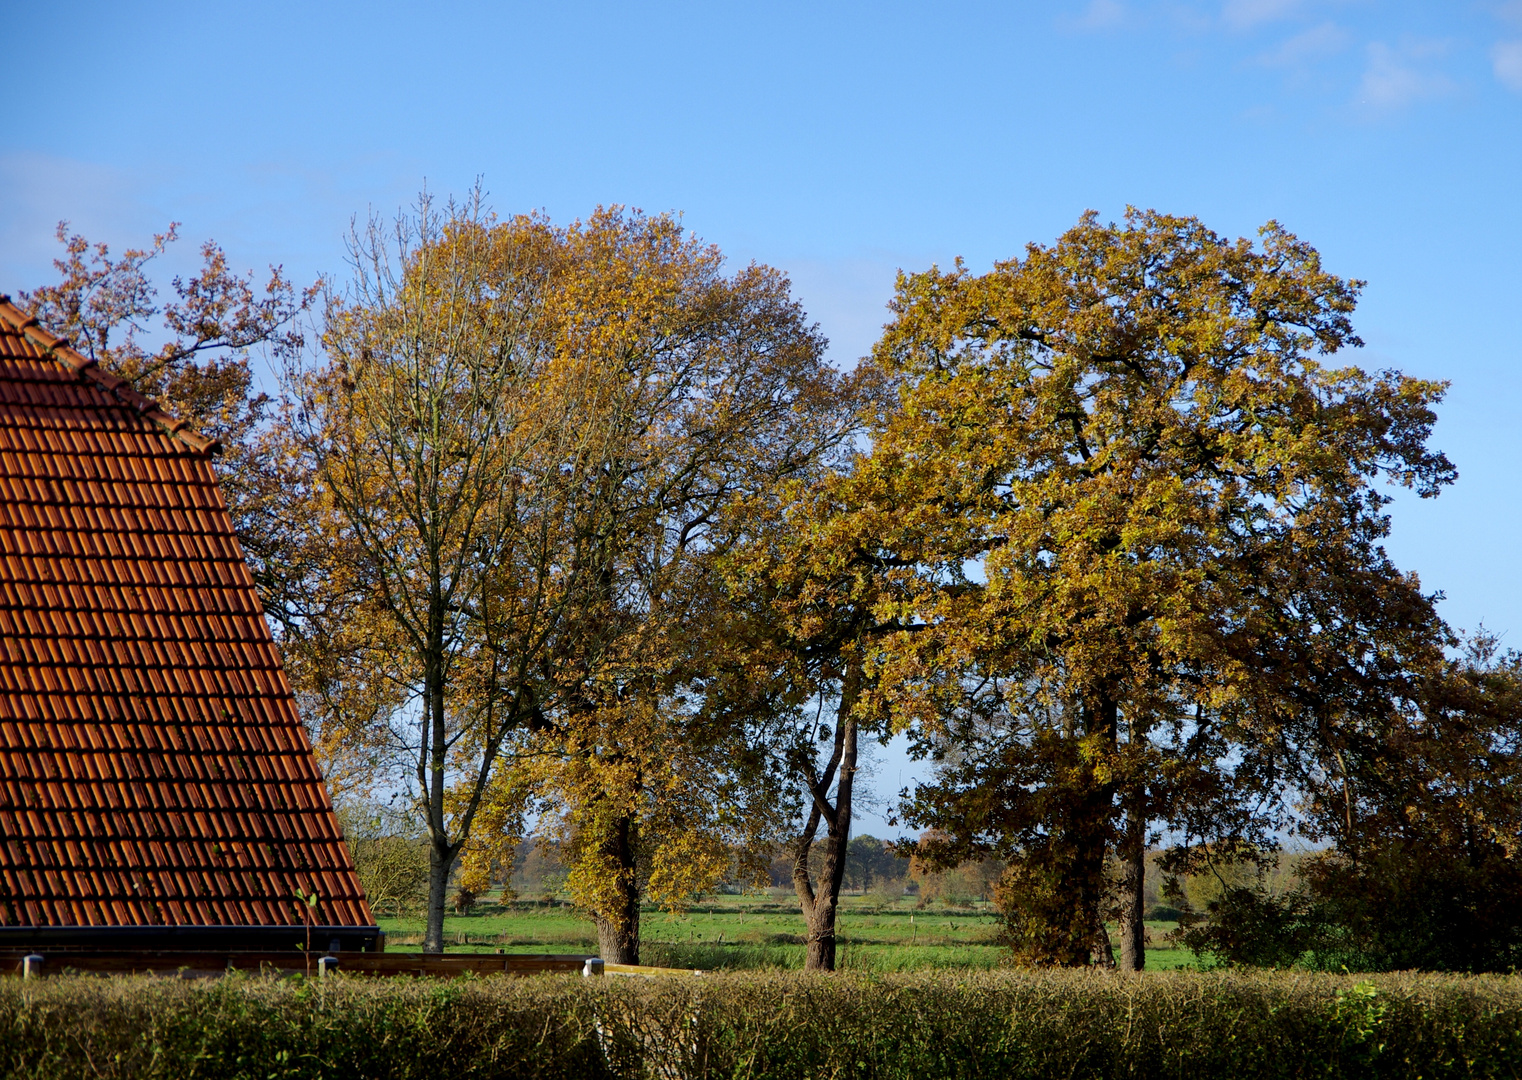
[1177,633,1522,971]
[19,223,317,581]
[858,209,1455,968]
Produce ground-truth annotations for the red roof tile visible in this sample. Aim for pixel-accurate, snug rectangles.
[0,298,373,934]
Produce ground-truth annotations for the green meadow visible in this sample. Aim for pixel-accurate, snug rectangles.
[376,892,1196,971]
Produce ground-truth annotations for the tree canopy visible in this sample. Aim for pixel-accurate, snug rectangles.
[850,208,1465,967]
[495,207,862,964]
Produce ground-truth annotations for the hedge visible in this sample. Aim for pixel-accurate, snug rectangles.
[1,969,1519,1079]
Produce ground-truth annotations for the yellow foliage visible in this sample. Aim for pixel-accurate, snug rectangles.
[827,209,1457,964]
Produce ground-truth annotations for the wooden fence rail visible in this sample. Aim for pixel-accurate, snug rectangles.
[1,951,640,979]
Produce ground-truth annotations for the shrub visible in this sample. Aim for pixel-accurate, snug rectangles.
[3,970,1521,1079]
[336,803,430,918]
[0,975,608,1080]
[1300,849,1522,973]
[1173,851,1522,973]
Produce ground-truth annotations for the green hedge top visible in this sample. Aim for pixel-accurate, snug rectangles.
[2,969,1519,1080]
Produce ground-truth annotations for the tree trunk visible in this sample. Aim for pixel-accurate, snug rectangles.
[807,716,855,971]
[792,665,861,973]
[792,805,826,957]
[593,813,641,965]
[423,837,454,954]
[595,907,640,965]
[805,896,840,970]
[1091,912,1117,968]
[422,637,451,955]
[1070,692,1119,967]
[1117,796,1147,972]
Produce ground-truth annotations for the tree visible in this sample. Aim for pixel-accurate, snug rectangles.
[16,226,359,785]
[1315,633,1522,971]
[19,221,313,443]
[1176,633,1522,972]
[720,459,907,971]
[844,836,904,893]
[856,208,1455,968]
[19,222,316,572]
[293,190,592,952]
[501,208,860,965]
[336,801,431,918]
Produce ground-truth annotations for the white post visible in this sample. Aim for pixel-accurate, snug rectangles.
[22,954,43,980]
[583,957,605,977]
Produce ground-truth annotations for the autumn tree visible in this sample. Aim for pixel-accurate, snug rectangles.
[292,190,600,953]
[1300,635,1522,971]
[17,223,373,785]
[501,208,860,965]
[719,454,914,971]
[1176,633,1522,972]
[20,221,312,440]
[855,208,1456,969]
[18,222,317,582]
[16,222,415,896]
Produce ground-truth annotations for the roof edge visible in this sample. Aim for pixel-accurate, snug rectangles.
[0,295,221,456]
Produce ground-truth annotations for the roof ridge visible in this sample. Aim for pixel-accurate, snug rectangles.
[0,295,220,456]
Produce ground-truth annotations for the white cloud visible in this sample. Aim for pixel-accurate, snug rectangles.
[1493,39,1522,90]
[1357,40,1457,110]
[1071,0,1126,30]
[1256,21,1350,66]
[1223,0,1303,30]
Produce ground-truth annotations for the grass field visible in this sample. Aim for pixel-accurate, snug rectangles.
[377,892,1198,971]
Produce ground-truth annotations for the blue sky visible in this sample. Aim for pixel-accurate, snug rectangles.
[4,0,1520,833]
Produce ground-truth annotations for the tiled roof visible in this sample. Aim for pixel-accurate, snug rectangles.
[0,298,373,933]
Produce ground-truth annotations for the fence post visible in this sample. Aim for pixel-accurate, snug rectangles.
[318,956,339,979]
[583,957,605,977]
[22,954,43,980]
